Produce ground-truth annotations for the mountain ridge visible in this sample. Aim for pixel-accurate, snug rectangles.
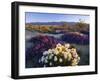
[26,22,80,25]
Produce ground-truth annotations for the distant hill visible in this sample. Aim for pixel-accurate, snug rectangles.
[26,22,89,33]
[26,22,77,26]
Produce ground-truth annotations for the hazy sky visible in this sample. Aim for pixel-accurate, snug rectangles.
[25,12,90,23]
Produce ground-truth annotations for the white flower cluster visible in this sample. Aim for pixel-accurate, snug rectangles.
[39,43,80,67]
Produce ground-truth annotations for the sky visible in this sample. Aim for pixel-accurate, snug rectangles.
[25,12,90,23]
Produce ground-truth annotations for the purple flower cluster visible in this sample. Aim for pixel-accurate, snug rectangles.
[61,32,89,45]
[26,35,64,67]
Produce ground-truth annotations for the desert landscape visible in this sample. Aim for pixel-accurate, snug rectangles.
[25,21,89,68]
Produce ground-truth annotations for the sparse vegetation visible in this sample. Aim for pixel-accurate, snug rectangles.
[25,22,89,33]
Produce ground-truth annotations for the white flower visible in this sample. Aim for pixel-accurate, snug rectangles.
[67,49,71,52]
[56,43,62,47]
[43,51,48,55]
[40,43,80,66]
[49,62,52,66]
[54,56,58,62]
[44,59,48,63]
[48,54,53,59]
[51,49,55,53]
[65,48,69,52]
[71,48,77,53]
[71,62,78,66]
[63,53,68,59]
[45,56,48,60]
[78,57,80,60]
[48,49,53,54]
[54,49,59,55]
[55,47,62,53]
[77,57,80,62]
[59,58,63,63]
[38,59,41,63]
[41,56,45,62]
[67,53,72,61]
[71,59,78,66]
[72,53,78,58]
[50,53,54,57]
[65,43,70,48]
